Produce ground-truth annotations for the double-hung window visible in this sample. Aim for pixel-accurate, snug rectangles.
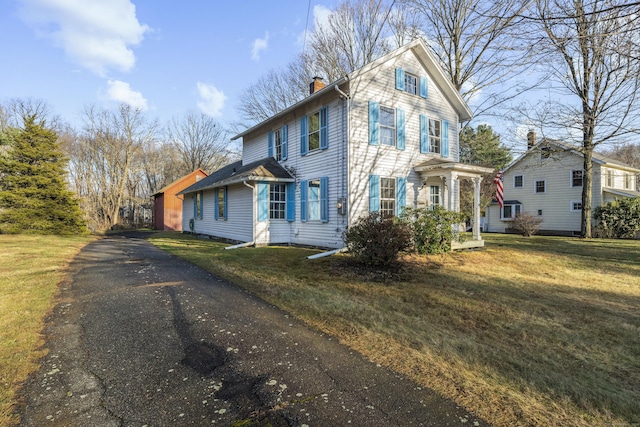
[369,175,406,216]
[258,182,295,222]
[215,187,227,220]
[379,106,396,146]
[535,180,546,193]
[430,185,441,209]
[194,191,203,219]
[625,173,633,190]
[300,177,329,222]
[571,170,583,187]
[270,184,286,219]
[514,175,523,188]
[268,125,288,161]
[300,107,328,155]
[404,73,417,95]
[606,169,614,187]
[395,67,428,98]
[502,203,522,220]
[380,178,396,217]
[429,119,441,154]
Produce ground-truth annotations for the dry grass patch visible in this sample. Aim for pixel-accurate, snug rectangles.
[0,234,93,426]
[150,232,640,427]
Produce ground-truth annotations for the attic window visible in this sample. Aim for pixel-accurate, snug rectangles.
[404,73,417,95]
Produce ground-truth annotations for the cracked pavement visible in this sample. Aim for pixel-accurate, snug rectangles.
[18,234,488,426]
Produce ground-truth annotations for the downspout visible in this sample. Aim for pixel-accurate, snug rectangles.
[335,81,350,243]
[307,247,348,260]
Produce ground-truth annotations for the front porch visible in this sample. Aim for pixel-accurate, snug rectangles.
[414,158,494,250]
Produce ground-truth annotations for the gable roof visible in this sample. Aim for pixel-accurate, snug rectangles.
[178,157,294,195]
[505,139,640,173]
[232,38,471,141]
[152,168,208,197]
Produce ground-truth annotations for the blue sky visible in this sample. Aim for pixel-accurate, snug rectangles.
[0,0,337,129]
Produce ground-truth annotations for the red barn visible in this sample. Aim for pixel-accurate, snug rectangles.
[152,169,208,231]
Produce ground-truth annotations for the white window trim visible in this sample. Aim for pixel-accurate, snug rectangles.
[570,200,582,212]
[570,170,583,188]
[501,204,522,221]
[404,72,418,95]
[534,179,546,194]
[513,174,524,188]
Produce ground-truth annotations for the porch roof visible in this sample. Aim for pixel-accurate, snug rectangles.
[414,157,495,178]
[603,187,640,198]
[178,157,294,195]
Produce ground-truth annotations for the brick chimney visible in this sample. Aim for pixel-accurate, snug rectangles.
[309,76,326,94]
[527,130,537,150]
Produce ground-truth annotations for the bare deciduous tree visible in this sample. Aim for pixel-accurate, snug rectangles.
[531,0,640,237]
[166,110,233,174]
[405,0,533,117]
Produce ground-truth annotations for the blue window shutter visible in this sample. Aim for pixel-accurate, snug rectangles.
[286,182,295,222]
[282,125,288,160]
[369,175,380,212]
[320,106,328,150]
[199,191,203,219]
[300,180,308,222]
[419,76,428,98]
[320,176,329,223]
[223,186,228,219]
[258,182,269,222]
[214,188,219,220]
[268,131,274,158]
[396,108,405,150]
[420,114,429,153]
[369,101,379,146]
[442,120,449,158]
[300,116,308,156]
[396,67,405,91]
[397,177,407,216]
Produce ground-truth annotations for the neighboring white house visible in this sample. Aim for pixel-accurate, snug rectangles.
[485,132,640,236]
[179,39,492,249]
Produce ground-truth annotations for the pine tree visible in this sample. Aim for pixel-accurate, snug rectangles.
[0,115,87,234]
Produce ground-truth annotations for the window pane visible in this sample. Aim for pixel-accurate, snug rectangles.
[503,205,512,218]
[429,119,441,153]
[514,175,523,187]
[269,184,286,219]
[308,180,320,220]
[405,74,417,95]
[379,106,395,146]
[572,170,583,187]
[308,112,320,133]
[308,131,320,151]
[536,181,545,193]
[380,178,396,217]
[274,129,282,161]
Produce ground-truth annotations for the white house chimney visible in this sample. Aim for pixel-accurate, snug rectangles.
[527,130,537,150]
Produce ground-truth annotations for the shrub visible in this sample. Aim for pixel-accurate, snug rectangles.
[594,197,640,239]
[400,206,465,254]
[512,212,543,237]
[342,211,412,269]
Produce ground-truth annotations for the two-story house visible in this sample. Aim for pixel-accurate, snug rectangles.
[180,39,492,249]
[485,132,640,236]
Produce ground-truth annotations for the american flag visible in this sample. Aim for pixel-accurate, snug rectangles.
[494,170,504,208]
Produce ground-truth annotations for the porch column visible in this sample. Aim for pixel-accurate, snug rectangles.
[473,176,483,241]
[450,173,459,212]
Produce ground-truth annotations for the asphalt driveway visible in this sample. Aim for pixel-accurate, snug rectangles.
[19,234,487,426]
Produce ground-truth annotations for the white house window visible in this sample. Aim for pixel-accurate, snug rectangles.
[624,172,633,190]
[270,184,286,219]
[217,187,226,220]
[502,203,522,220]
[570,200,582,212]
[273,128,283,161]
[606,169,614,187]
[379,106,396,146]
[308,179,321,220]
[429,119,441,153]
[308,111,321,151]
[535,180,546,193]
[571,170,583,187]
[404,73,417,95]
[429,185,441,209]
[380,178,397,217]
[514,175,524,188]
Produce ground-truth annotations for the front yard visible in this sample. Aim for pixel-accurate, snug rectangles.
[149,232,640,427]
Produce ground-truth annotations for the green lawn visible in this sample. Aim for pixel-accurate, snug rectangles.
[149,232,640,427]
[0,234,94,427]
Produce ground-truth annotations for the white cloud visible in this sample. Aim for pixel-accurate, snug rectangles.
[196,82,226,117]
[19,0,150,76]
[251,32,269,61]
[105,80,148,110]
